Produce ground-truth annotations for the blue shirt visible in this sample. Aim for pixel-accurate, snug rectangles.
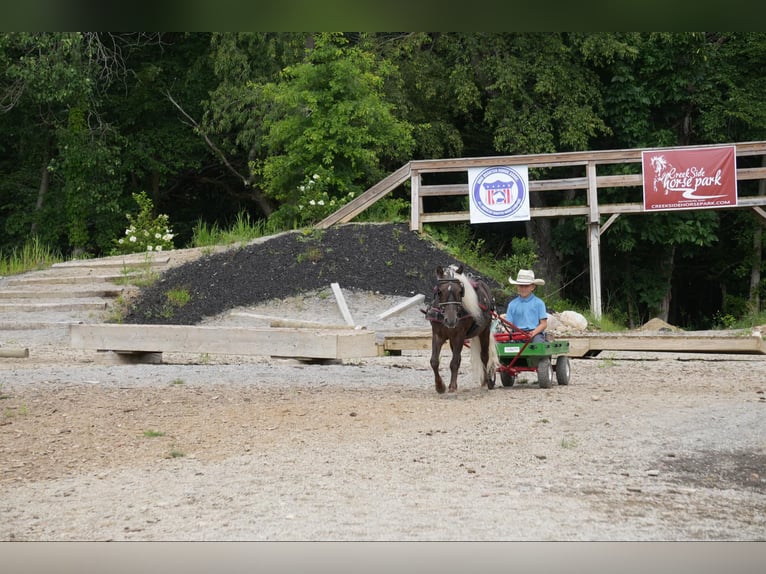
[506,293,547,331]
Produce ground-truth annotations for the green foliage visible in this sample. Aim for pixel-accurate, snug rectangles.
[712,311,737,330]
[0,236,63,276]
[252,33,415,225]
[112,192,175,255]
[166,287,191,307]
[2,32,766,329]
[424,223,539,296]
[294,172,357,225]
[190,211,283,247]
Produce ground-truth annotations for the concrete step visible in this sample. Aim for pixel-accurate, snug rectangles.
[0,299,109,313]
[0,287,124,299]
[51,254,170,269]
[4,274,136,286]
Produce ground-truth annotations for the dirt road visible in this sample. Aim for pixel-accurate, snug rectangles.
[2,334,764,541]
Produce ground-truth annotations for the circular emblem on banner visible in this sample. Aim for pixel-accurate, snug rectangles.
[472,166,527,219]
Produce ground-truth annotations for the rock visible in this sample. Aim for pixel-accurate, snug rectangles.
[546,313,562,331]
[557,310,588,331]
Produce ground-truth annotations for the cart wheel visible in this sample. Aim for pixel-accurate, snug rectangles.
[555,356,571,385]
[537,357,553,388]
[500,371,516,387]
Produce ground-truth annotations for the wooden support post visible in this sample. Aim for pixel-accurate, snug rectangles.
[586,161,603,321]
[410,169,421,232]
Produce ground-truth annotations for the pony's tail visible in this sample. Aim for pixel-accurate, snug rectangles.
[471,336,499,387]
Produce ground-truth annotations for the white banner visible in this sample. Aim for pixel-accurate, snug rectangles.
[468,165,530,223]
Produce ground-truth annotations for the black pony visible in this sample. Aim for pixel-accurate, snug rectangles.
[424,265,498,393]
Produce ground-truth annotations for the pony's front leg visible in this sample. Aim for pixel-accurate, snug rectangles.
[447,337,464,392]
[430,335,446,394]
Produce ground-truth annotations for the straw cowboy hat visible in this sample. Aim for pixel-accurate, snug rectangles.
[508,269,545,286]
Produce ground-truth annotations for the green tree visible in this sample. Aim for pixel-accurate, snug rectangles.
[252,33,415,226]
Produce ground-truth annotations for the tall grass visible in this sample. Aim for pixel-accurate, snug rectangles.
[190,211,285,247]
[0,236,63,276]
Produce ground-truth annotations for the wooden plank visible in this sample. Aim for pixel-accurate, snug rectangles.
[0,287,123,299]
[316,163,411,228]
[378,330,766,356]
[409,141,766,172]
[419,184,469,197]
[377,294,425,321]
[382,331,433,352]
[572,334,766,355]
[0,301,107,312]
[214,312,352,329]
[69,324,379,359]
[0,348,29,358]
[53,255,169,269]
[5,274,135,285]
[331,283,356,326]
[752,206,766,222]
[269,318,355,330]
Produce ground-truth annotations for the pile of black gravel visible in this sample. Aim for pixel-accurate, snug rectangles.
[122,222,503,325]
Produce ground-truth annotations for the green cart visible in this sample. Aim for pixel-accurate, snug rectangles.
[490,316,572,389]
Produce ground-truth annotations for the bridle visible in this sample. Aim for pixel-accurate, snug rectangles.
[426,276,468,328]
[434,277,465,310]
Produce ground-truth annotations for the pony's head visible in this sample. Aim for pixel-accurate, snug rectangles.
[433,265,481,328]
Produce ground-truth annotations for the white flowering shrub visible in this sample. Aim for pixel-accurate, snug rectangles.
[296,173,355,225]
[112,191,175,255]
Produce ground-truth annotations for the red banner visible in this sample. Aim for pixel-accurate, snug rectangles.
[642,145,737,211]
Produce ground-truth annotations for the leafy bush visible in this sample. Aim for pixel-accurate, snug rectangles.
[112,192,175,255]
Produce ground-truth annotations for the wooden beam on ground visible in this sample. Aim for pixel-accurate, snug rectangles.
[231,312,351,330]
[0,287,123,299]
[378,330,766,357]
[269,318,357,330]
[382,330,433,353]
[69,323,378,361]
[0,347,29,358]
[330,283,356,327]
[53,255,170,269]
[571,333,766,356]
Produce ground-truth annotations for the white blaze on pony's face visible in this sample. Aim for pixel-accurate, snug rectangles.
[435,265,463,328]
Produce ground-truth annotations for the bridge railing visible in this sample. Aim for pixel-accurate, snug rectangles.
[317,141,766,319]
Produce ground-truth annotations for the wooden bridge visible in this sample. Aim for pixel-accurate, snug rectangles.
[316,140,766,321]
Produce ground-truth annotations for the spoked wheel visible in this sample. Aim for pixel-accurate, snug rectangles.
[537,357,553,388]
[500,371,516,387]
[555,356,571,385]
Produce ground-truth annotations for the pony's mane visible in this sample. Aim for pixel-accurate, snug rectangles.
[453,270,482,321]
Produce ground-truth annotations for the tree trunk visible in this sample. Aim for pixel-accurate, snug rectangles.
[657,245,675,322]
[30,150,50,236]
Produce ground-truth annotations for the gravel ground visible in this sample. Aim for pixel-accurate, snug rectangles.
[1,223,765,541]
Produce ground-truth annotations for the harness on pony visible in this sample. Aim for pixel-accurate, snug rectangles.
[423,273,495,338]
